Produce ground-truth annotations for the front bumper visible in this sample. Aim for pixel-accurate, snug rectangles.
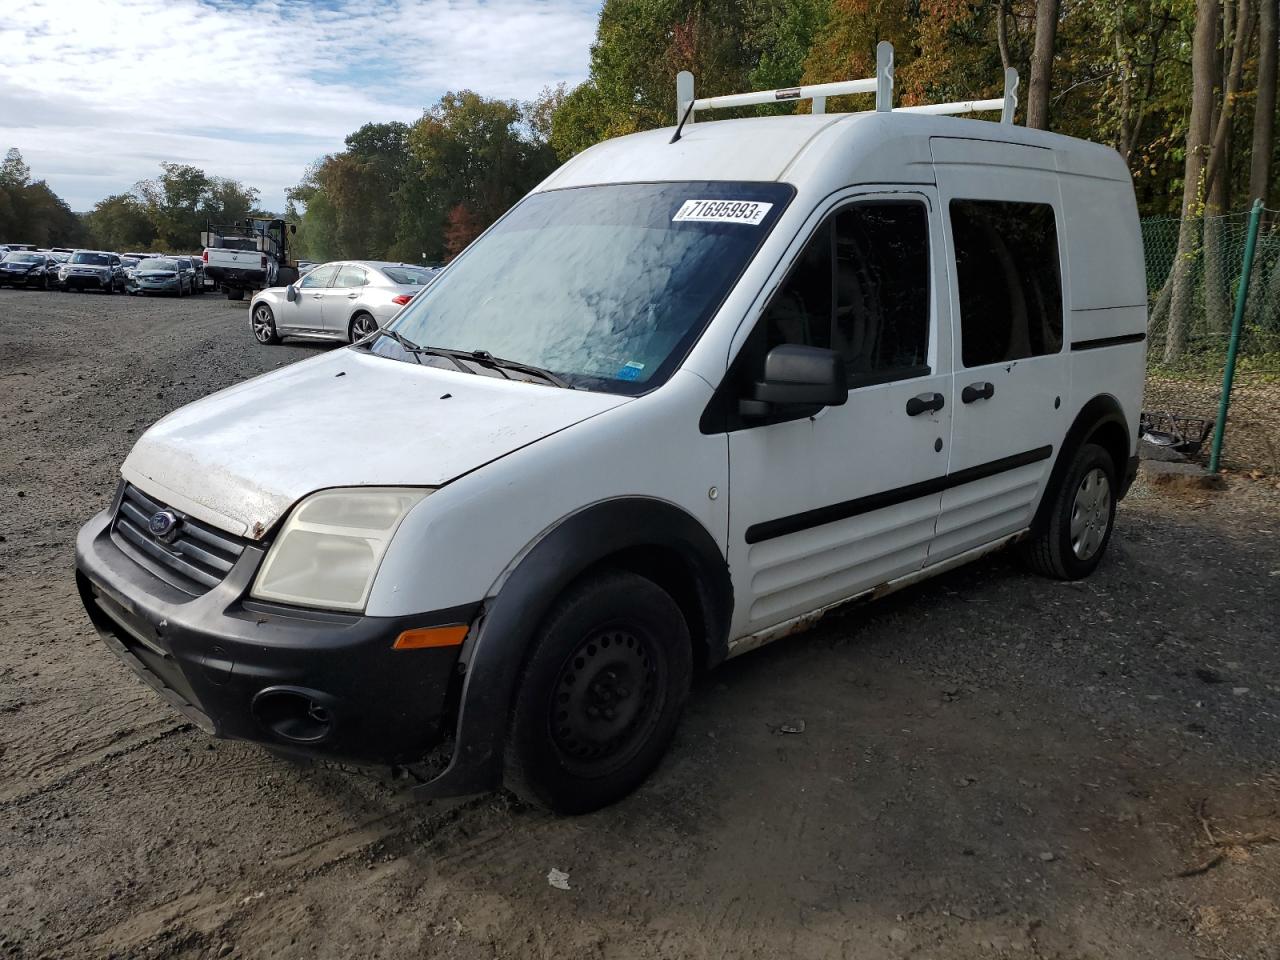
[75,504,475,767]
[137,279,180,294]
[62,273,110,290]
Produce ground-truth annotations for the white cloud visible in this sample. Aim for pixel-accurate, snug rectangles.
[0,0,599,211]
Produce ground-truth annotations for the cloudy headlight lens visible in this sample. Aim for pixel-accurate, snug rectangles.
[251,487,429,611]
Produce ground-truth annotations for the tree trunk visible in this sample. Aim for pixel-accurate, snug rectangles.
[1164,0,1220,363]
[1202,0,1255,195]
[997,0,1012,73]
[1027,0,1061,130]
[1249,0,1278,206]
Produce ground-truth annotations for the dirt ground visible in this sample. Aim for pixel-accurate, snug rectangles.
[1,289,1278,960]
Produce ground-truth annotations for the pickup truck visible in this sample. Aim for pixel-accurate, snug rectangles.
[202,237,265,301]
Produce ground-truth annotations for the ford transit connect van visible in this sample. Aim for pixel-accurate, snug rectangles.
[76,51,1146,813]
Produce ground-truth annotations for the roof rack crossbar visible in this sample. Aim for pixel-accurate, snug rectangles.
[676,42,894,122]
[675,47,1018,126]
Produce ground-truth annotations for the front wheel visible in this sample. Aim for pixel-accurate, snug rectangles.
[504,570,692,814]
[251,303,280,344]
[348,312,378,343]
[1020,442,1117,580]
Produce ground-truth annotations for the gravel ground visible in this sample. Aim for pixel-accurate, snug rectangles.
[1,288,1278,960]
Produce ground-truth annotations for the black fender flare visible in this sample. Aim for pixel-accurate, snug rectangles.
[1033,393,1134,533]
[414,497,732,798]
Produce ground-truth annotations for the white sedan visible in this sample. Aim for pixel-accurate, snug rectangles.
[248,260,439,346]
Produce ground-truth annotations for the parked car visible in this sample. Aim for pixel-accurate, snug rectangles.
[131,257,192,296]
[59,250,125,293]
[74,51,1147,815]
[248,261,439,345]
[0,250,58,289]
[171,255,202,294]
[120,256,141,290]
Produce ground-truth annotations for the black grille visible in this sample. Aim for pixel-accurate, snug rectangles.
[112,484,247,595]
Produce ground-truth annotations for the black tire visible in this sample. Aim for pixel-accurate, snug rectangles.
[348,312,379,343]
[251,303,280,345]
[504,570,692,814]
[1020,442,1117,581]
[226,287,245,301]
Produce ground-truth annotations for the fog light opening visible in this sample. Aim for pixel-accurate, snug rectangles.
[253,688,336,744]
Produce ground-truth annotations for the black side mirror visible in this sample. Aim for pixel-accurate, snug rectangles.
[740,344,847,419]
[285,283,298,302]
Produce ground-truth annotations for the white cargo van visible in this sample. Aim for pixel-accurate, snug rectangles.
[76,47,1147,812]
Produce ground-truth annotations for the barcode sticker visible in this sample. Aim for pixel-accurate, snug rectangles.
[672,199,773,226]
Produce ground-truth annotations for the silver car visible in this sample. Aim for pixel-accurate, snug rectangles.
[248,260,439,346]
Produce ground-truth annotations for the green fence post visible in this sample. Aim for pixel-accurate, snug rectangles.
[1209,199,1265,473]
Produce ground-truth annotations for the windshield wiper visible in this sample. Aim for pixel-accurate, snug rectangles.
[364,328,475,374]
[363,332,569,387]
[456,349,572,389]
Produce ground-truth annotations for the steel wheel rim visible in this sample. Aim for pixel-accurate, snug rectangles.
[550,624,665,778]
[252,307,274,342]
[1069,467,1111,560]
[352,315,377,340]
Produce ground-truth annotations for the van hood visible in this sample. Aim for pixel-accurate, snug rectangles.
[121,348,627,538]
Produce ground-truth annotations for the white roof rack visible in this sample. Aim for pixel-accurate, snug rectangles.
[676,41,1018,126]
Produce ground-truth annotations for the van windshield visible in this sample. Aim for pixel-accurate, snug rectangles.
[377,181,793,393]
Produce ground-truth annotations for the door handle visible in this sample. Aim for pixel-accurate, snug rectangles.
[905,392,946,416]
[961,381,995,404]
[346,293,358,299]
[311,294,323,299]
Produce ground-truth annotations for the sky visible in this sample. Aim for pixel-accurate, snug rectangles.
[0,0,601,212]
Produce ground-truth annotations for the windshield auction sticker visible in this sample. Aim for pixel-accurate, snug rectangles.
[672,199,773,225]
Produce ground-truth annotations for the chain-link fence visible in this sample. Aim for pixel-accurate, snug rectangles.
[1141,205,1280,473]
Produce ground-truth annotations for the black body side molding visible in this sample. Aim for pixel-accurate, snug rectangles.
[412,497,732,799]
[1070,332,1146,351]
[745,445,1053,545]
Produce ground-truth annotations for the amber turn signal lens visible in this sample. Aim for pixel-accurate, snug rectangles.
[393,625,469,650]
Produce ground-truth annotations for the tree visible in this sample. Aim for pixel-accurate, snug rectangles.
[0,147,31,189]
[1026,0,1061,129]
[406,91,555,260]
[85,193,155,250]
[1162,0,1218,361]
[1249,0,1277,206]
[0,148,84,246]
[443,202,484,260]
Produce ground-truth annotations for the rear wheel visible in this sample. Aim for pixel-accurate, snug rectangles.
[1020,442,1117,580]
[251,303,280,345]
[504,570,692,814]
[348,312,378,343]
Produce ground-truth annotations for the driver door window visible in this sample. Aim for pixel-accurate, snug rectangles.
[759,200,930,385]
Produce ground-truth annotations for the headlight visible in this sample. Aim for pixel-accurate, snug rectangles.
[251,487,430,611]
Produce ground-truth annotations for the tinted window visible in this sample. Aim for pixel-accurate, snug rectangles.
[336,264,367,287]
[833,203,929,379]
[950,200,1063,367]
[300,263,338,288]
[761,200,930,382]
[380,265,436,285]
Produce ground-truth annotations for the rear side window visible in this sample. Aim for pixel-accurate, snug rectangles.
[761,200,930,384]
[336,264,367,287]
[949,200,1063,367]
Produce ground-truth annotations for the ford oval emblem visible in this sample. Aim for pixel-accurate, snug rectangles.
[148,509,180,542]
